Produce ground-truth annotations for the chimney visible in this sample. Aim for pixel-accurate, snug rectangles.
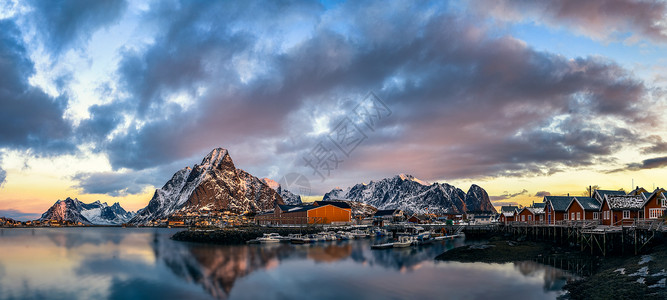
[589,185,592,198]
[567,193,569,197]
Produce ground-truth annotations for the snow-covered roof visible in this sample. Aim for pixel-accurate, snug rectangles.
[500,205,519,213]
[502,212,515,217]
[517,207,542,215]
[605,195,644,210]
[594,190,626,201]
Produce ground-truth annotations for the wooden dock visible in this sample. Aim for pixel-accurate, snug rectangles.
[466,220,666,256]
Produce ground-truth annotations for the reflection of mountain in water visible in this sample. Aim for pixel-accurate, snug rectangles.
[155,235,295,299]
[157,236,583,300]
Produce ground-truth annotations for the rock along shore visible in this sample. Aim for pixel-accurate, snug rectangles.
[171,226,321,245]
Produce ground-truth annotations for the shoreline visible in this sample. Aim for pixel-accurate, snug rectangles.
[171,226,322,244]
[435,235,667,299]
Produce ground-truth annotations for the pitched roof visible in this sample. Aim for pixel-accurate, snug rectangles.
[526,207,544,215]
[605,195,644,210]
[313,201,351,209]
[641,192,652,200]
[374,209,399,217]
[531,202,546,209]
[277,204,300,211]
[500,205,519,213]
[572,197,600,211]
[278,204,316,212]
[544,196,573,212]
[595,189,626,200]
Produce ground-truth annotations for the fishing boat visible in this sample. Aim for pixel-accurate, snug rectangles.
[412,232,433,246]
[257,233,281,243]
[371,242,394,249]
[393,236,413,248]
[290,234,311,244]
[351,229,368,239]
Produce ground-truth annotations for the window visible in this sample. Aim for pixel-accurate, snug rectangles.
[521,215,525,221]
[649,209,664,219]
[623,210,630,219]
[593,212,599,220]
[564,213,568,220]
[528,215,532,221]
[604,211,609,220]
[539,215,543,221]
[662,198,666,208]
[571,212,575,220]
[576,212,581,220]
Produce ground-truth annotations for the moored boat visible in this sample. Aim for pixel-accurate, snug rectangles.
[393,236,413,248]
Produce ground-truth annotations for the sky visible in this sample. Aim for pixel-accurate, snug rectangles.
[2,0,667,220]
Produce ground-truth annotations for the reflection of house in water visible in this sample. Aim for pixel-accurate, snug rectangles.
[306,244,352,263]
[513,260,582,292]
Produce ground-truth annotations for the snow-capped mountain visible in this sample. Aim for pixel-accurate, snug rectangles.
[261,178,302,205]
[39,197,135,225]
[322,174,497,214]
[130,148,284,225]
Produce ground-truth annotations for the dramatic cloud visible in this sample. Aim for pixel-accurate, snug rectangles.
[0,20,73,153]
[72,160,192,196]
[0,0,662,201]
[622,156,667,172]
[74,1,650,188]
[490,189,528,201]
[27,0,128,55]
[534,191,552,197]
[475,0,667,43]
[641,135,667,154]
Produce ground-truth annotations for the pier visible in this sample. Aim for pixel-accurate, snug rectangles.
[456,220,667,256]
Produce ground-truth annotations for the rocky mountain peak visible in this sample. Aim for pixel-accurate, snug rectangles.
[395,173,429,186]
[199,148,233,171]
[130,148,285,224]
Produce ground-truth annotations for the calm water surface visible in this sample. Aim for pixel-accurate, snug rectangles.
[0,228,577,300]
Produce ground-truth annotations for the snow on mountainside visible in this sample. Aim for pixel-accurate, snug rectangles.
[39,198,135,225]
[261,178,302,205]
[130,148,284,225]
[323,174,497,214]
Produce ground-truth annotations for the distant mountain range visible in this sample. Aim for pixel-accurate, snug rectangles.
[39,197,135,225]
[323,174,496,214]
[129,148,285,225]
[25,149,496,226]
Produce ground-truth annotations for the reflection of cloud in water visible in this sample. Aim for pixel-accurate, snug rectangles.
[45,228,127,249]
[106,276,211,300]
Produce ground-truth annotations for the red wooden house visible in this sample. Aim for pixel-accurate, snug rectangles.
[599,195,644,226]
[517,207,545,224]
[544,196,573,224]
[499,205,519,224]
[565,197,601,221]
[642,188,666,220]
